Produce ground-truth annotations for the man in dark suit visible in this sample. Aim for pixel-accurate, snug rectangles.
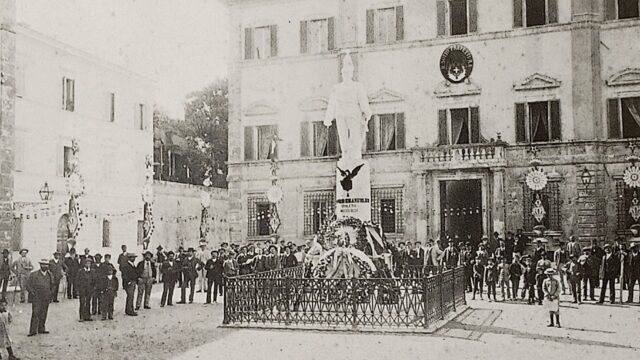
[48,251,65,303]
[160,251,178,307]
[598,244,620,304]
[117,245,128,273]
[26,260,53,336]
[0,249,12,301]
[120,253,139,316]
[90,253,104,315]
[76,258,94,321]
[96,268,119,320]
[627,243,640,303]
[79,248,94,265]
[205,250,224,304]
[64,248,80,299]
[178,248,200,304]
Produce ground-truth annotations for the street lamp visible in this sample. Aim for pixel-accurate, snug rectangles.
[39,182,53,201]
[580,167,593,187]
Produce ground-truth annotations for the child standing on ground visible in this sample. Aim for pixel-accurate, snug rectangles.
[485,258,498,302]
[0,300,19,360]
[498,257,511,301]
[472,259,484,300]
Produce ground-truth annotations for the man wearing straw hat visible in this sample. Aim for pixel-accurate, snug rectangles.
[48,251,65,303]
[12,249,32,303]
[26,259,52,336]
[542,268,561,328]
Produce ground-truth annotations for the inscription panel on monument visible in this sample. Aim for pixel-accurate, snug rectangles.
[335,161,371,221]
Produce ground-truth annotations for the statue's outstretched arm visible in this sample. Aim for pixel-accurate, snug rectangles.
[357,84,373,122]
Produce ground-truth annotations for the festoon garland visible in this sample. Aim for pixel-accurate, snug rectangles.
[141,155,155,250]
[199,177,212,240]
[66,139,86,243]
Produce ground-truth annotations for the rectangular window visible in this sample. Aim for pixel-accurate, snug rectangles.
[514,101,561,143]
[244,25,278,60]
[247,195,271,237]
[437,107,480,145]
[11,218,23,252]
[300,18,335,54]
[109,93,115,122]
[513,0,558,27]
[102,219,111,248]
[608,96,640,139]
[62,77,75,111]
[523,181,561,231]
[372,188,403,234]
[606,0,640,20]
[437,0,478,36]
[138,103,145,130]
[366,6,404,44]
[63,146,73,177]
[137,220,144,246]
[245,125,278,161]
[303,191,335,235]
[366,113,405,152]
[310,121,339,157]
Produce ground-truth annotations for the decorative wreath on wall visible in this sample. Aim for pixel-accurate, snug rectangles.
[525,169,548,191]
[624,165,640,188]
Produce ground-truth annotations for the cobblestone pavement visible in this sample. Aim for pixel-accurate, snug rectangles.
[9,284,640,360]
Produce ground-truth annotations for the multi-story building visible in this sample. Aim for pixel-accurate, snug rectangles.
[0,11,156,262]
[225,0,640,248]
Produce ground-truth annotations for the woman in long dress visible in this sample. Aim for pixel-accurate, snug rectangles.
[542,268,561,328]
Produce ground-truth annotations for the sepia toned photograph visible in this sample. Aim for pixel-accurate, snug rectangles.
[0,0,639,359]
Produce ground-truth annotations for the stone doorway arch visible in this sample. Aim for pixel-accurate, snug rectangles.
[56,214,70,255]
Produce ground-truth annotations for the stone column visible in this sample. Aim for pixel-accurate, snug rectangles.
[0,0,16,249]
[491,168,506,236]
[571,0,602,140]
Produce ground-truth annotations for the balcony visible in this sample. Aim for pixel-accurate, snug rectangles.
[412,142,507,171]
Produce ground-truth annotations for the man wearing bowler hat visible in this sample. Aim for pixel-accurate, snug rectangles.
[48,251,65,303]
[136,251,156,310]
[178,247,201,304]
[12,249,33,303]
[121,253,139,316]
[26,259,52,336]
[0,249,12,301]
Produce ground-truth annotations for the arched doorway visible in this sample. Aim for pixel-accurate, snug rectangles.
[56,214,70,255]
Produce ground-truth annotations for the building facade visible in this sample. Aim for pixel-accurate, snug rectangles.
[4,21,156,262]
[225,0,640,247]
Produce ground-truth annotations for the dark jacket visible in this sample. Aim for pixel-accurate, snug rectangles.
[629,252,640,278]
[253,255,267,273]
[0,256,12,276]
[523,267,536,286]
[136,260,157,279]
[160,260,179,283]
[181,257,201,279]
[509,262,523,278]
[205,258,224,280]
[64,255,81,276]
[26,270,53,302]
[283,254,298,268]
[48,258,65,282]
[95,275,119,295]
[117,253,129,271]
[120,261,139,288]
[76,268,94,295]
[600,253,621,279]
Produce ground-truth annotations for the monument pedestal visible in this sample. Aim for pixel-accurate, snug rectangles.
[335,159,371,222]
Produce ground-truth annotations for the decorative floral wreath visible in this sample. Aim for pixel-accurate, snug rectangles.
[316,216,368,250]
[312,248,375,279]
[624,165,640,188]
[526,169,548,191]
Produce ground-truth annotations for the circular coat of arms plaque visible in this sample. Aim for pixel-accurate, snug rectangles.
[439,44,474,83]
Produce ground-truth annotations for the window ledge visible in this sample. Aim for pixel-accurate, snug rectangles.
[601,17,640,30]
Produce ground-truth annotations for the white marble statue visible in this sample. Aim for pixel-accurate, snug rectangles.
[324,52,373,162]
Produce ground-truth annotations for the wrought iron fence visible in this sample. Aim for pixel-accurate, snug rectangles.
[232,265,304,279]
[223,266,466,330]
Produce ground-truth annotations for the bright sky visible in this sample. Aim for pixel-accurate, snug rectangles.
[16,0,229,118]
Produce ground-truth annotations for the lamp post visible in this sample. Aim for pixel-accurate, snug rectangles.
[39,182,53,201]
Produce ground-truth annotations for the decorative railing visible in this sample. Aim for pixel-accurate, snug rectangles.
[232,265,304,279]
[415,144,504,164]
[223,266,466,330]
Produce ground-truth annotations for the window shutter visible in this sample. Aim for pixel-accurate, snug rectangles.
[607,98,621,139]
[270,25,278,57]
[300,21,308,54]
[549,100,561,141]
[438,110,449,145]
[470,107,480,143]
[548,0,558,24]
[437,0,447,36]
[11,218,23,252]
[396,113,405,149]
[137,220,144,246]
[366,9,375,44]
[300,121,310,157]
[70,79,75,111]
[604,0,617,20]
[515,103,526,142]
[468,0,478,32]
[513,0,523,28]
[244,28,253,59]
[367,116,377,151]
[395,5,404,41]
[61,77,66,109]
[244,126,255,161]
[327,17,336,50]
[328,120,339,155]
